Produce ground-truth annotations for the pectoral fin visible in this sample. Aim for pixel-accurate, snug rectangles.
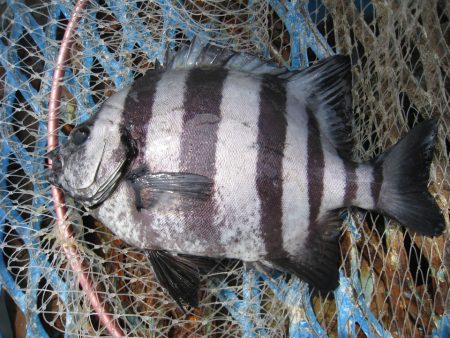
[127,167,213,210]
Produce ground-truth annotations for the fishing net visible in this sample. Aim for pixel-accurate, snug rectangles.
[0,0,448,337]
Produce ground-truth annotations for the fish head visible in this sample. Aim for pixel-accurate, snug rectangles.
[47,92,137,208]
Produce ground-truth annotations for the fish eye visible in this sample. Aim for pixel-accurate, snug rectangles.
[72,126,90,145]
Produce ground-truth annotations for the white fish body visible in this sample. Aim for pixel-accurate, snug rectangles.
[48,39,445,307]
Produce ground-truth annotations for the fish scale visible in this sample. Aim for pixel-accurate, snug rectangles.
[47,38,445,308]
[214,71,264,259]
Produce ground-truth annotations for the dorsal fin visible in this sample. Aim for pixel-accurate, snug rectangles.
[286,56,354,159]
[163,40,353,159]
[164,37,287,76]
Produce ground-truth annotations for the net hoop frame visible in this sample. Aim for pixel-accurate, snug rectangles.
[0,0,448,337]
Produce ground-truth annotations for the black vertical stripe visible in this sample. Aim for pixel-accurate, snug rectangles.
[343,161,358,206]
[123,71,163,164]
[180,68,228,242]
[181,67,228,174]
[371,162,383,207]
[306,106,324,225]
[256,76,288,257]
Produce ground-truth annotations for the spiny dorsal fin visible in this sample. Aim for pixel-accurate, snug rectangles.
[164,37,287,76]
[163,39,353,158]
[286,56,354,160]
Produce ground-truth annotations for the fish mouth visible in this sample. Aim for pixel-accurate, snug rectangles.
[46,170,60,187]
[43,144,127,208]
[46,149,63,188]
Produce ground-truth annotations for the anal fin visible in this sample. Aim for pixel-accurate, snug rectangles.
[267,211,343,293]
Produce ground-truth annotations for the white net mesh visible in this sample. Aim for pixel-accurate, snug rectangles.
[0,0,448,337]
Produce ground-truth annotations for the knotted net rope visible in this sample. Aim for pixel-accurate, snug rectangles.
[0,0,448,336]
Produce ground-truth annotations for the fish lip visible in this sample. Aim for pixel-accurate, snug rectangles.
[44,146,61,161]
[46,168,62,188]
[46,149,64,188]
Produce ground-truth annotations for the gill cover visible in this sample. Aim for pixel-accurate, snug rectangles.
[48,89,136,208]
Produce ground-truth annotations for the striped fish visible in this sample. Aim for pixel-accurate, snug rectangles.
[47,39,445,309]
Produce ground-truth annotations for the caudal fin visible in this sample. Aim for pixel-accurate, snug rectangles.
[376,119,445,236]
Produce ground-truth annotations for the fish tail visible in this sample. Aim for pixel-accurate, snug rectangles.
[375,119,445,236]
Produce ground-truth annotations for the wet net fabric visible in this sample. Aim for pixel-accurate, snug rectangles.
[0,0,448,337]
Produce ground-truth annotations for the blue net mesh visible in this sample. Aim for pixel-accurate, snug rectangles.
[0,0,449,337]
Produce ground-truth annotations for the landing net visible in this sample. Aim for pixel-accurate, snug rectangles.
[0,1,448,337]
